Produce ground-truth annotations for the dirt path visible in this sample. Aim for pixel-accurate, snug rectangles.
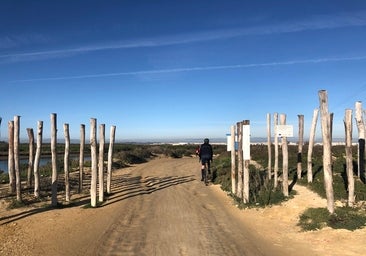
[0,157,365,255]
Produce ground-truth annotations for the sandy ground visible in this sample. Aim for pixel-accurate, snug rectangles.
[0,157,365,256]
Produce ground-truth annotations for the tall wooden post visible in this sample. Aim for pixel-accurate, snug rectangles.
[266,113,272,180]
[280,114,289,197]
[236,121,243,199]
[90,118,98,207]
[307,109,319,183]
[34,121,43,198]
[297,115,304,179]
[230,125,236,195]
[98,124,105,203]
[318,90,334,214]
[273,113,279,188]
[344,109,355,206]
[243,120,250,203]
[14,116,22,202]
[64,123,70,202]
[79,124,85,193]
[107,125,116,194]
[355,101,365,179]
[26,128,35,187]
[7,121,15,193]
[51,113,58,207]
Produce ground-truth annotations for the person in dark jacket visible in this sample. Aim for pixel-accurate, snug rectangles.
[199,138,213,181]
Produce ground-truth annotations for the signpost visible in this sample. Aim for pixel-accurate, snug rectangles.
[275,125,294,137]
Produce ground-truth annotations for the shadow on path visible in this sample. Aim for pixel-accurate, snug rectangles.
[0,170,195,225]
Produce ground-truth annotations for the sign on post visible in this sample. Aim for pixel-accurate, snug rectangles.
[242,124,250,160]
[275,125,294,137]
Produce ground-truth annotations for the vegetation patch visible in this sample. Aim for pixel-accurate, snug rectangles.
[298,207,366,231]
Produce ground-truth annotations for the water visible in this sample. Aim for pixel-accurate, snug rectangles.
[0,155,90,173]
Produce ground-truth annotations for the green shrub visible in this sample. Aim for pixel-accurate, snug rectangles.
[298,207,366,231]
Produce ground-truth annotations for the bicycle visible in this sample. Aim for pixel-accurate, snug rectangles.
[202,161,211,186]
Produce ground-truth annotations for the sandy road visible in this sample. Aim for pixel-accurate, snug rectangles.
[0,157,316,256]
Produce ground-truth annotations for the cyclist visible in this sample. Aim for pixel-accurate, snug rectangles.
[198,138,213,181]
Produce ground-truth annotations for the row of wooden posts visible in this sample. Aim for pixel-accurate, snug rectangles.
[229,90,365,214]
[7,113,116,207]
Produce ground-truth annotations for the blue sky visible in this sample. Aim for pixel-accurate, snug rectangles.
[1,0,366,142]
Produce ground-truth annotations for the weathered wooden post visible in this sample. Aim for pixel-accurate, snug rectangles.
[8,121,15,193]
[90,118,98,207]
[51,113,58,207]
[107,125,116,194]
[318,90,334,214]
[273,113,279,188]
[266,113,272,180]
[344,109,355,206]
[280,114,289,197]
[79,124,85,193]
[230,125,236,195]
[243,120,250,203]
[64,123,70,202]
[236,121,243,199]
[355,101,365,179]
[297,115,304,179]
[14,116,22,202]
[33,121,43,198]
[26,128,35,187]
[98,124,105,203]
[307,109,319,183]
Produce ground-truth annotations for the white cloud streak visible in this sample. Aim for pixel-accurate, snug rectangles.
[10,55,366,83]
[1,10,366,64]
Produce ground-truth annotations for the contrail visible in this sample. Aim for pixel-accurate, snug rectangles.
[2,10,366,63]
[10,55,366,83]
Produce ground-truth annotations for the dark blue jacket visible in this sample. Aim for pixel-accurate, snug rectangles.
[199,143,213,160]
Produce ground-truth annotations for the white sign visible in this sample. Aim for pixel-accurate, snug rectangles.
[242,125,250,160]
[275,125,294,137]
[226,133,231,151]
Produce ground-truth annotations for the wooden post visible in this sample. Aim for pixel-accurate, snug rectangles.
[14,116,22,202]
[98,124,105,202]
[280,114,289,197]
[90,118,97,207]
[236,121,243,199]
[307,109,319,183]
[297,115,304,179]
[355,101,365,179]
[79,124,85,193]
[243,120,250,203]
[33,121,43,198]
[344,109,355,206]
[64,123,70,202]
[230,125,236,195]
[318,90,334,214]
[51,113,58,207]
[273,113,279,188]
[7,121,15,193]
[107,125,116,194]
[26,128,35,187]
[266,113,272,180]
